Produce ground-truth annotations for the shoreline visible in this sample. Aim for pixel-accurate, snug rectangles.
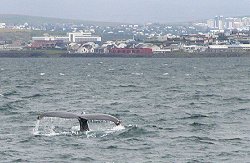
[0,50,250,58]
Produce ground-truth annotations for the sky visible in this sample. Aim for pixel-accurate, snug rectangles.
[0,0,250,23]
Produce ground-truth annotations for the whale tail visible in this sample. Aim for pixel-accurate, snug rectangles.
[37,111,121,131]
[78,117,89,131]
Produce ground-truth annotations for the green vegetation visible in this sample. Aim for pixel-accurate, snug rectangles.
[0,28,67,42]
[0,14,122,26]
[0,28,31,41]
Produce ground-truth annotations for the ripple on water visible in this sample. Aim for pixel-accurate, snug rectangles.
[118,126,155,138]
[179,113,209,120]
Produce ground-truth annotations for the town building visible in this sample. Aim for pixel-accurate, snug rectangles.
[0,23,6,28]
[109,48,153,55]
[32,31,102,43]
[32,36,69,42]
[68,32,101,43]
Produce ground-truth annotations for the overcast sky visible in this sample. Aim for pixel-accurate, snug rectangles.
[1,0,250,23]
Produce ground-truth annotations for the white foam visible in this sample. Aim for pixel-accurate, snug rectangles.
[111,124,125,131]
[59,73,65,76]
[108,68,115,71]
[33,120,40,135]
[185,74,191,76]
[0,94,3,97]
[132,72,143,76]
[40,73,45,76]
[0,68,4,71]
[33,118,125,137]
[163,73,169,76]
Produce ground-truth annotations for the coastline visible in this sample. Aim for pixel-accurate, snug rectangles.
[0,50,250,58]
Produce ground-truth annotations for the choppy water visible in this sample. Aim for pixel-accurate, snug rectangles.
[0,58,250,162]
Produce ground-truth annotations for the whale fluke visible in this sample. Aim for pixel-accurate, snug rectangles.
[37,111,121,131]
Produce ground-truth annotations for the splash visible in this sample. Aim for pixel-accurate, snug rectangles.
[32,118,125,137]
[59,73,65,76]
[132,72,143,76]
[163,73,169,76]
[112,124,125,131]
[86,124,125,138]
[33,120,40,135]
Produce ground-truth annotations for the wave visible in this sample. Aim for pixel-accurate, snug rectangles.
[118,125,154,138]
[180,114,208,120]
[147,124,174,131]
[174,136,216,144]
[22,94,43,99]
[218,138,242,142]
[0,103,18,112]
[223,97,250,102]
[110,102,122,106]
[189,122,216,130]
[15,85,32,88]
[228,108,250,115]
[118,84,137,88]
[131,72,143,76]
[2,90,19,96]
[59,73,65,76]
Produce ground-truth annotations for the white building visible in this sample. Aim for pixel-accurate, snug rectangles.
[32,36,69,42]
[76,44,95,53]
[32,31,102,43]
[68,32,101,43]
[207,19,215,29]
[0,23,6,29]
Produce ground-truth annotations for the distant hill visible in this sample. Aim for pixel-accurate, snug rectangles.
[0,14,122,26]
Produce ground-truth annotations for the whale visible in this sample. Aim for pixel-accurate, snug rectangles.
[37,111,121,131]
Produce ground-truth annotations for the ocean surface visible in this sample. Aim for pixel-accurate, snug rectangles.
[0,57,250,162]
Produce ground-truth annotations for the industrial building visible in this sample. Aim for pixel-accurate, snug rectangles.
[109,48,153,55]
[68,32,101,43]
[32,31,101,43]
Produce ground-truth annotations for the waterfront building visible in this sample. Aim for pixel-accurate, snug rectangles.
[32,31,102,43]
[0,23,6,28]
[68,32,101,43]
[32,36,69,42]
[109,48,153,55]
[30,40,63,49]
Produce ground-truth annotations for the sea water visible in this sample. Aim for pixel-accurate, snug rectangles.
[0,57,250,162]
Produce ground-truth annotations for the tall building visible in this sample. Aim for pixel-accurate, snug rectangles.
[207,19,215,29]
[0,23,6,28]
[242,17,250,26]
[215,16,224,30]
[225,18,234,29]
